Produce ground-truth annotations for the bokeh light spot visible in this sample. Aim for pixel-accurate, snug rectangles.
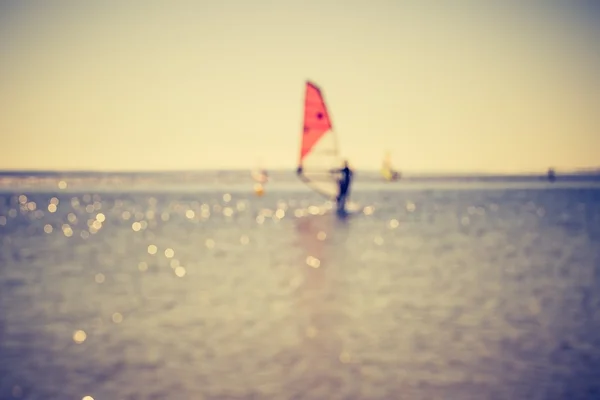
[73,330,87,344]
[306,256,321,268]
[339,351,351,363]
[63,225,73,237]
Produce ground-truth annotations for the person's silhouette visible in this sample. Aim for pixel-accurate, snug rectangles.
[332,160,353,214]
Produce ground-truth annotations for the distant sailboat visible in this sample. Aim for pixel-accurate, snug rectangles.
[251,168,269,184]
[547,167,556,183]
[381,151,401,181]
[251,164,269,196]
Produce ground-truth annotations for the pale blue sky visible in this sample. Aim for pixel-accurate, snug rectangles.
[0,1,598,172]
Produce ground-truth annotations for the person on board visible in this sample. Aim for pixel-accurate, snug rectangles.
[333,160,353,213]
[547,168,556,183]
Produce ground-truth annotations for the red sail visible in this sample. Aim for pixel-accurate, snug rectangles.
[296,81,341,200]
[299,81,332,162]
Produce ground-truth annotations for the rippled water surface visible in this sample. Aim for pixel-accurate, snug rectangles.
[1,185,600,399]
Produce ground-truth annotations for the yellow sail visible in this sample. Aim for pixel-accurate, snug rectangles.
[381,152,400,181]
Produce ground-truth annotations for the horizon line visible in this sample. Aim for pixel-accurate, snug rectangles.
[1,167,599,176]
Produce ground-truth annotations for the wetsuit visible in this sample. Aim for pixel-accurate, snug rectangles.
[336,166,352,212]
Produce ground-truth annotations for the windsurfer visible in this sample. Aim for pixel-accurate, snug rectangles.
[332,160,353,213]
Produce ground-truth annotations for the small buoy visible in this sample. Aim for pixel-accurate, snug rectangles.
[254,183,265,197]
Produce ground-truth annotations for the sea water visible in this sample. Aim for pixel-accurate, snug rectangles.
[1,180,600,399]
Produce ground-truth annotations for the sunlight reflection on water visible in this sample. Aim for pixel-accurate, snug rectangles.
[0,187,599,399]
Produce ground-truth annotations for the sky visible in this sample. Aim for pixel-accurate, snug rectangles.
[0,0,599,172]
